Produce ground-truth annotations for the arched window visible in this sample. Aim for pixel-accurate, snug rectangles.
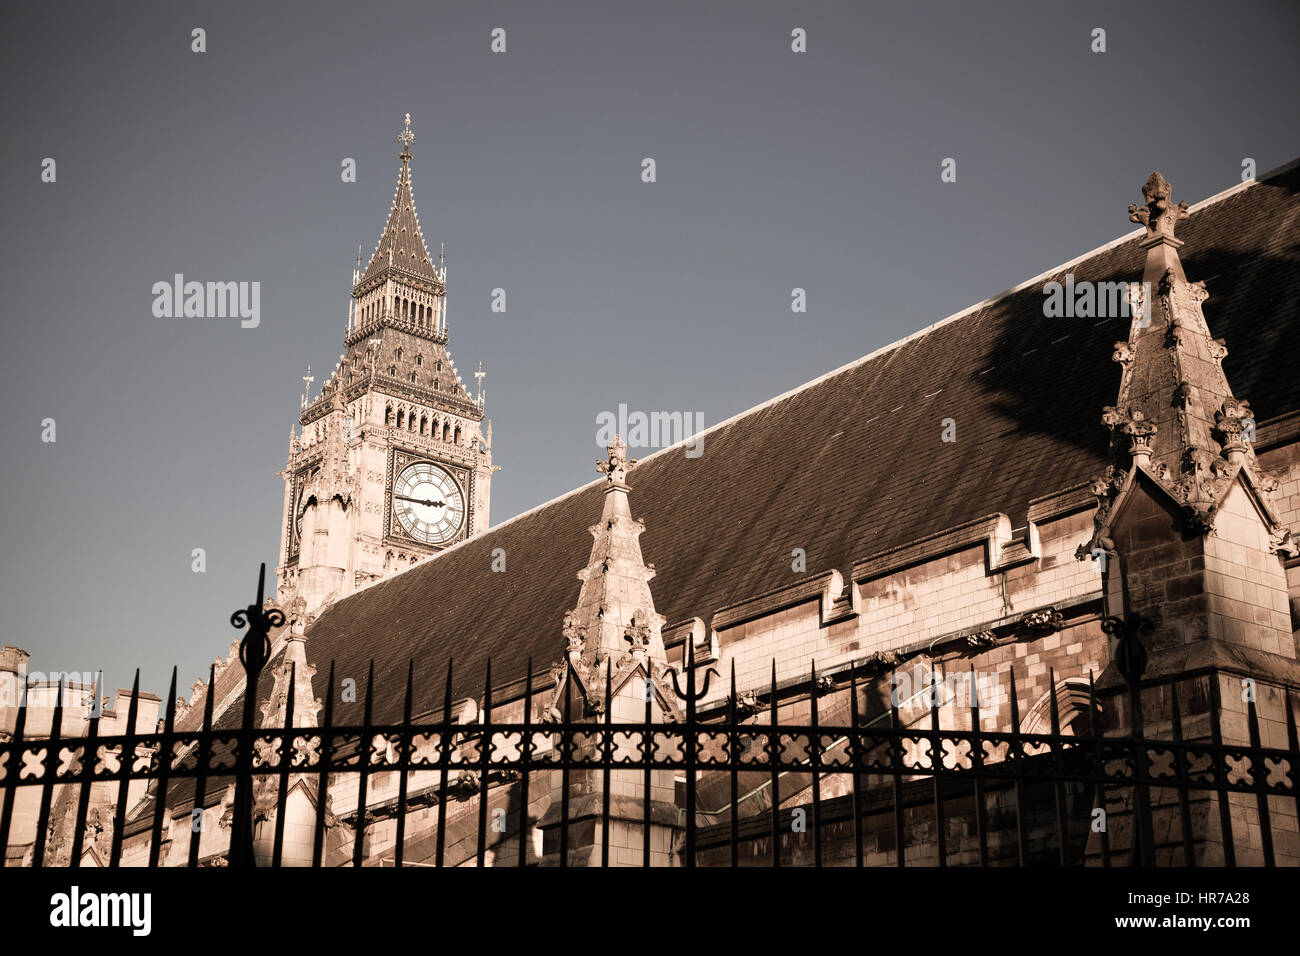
[395,347,402,361]
[1021,678,1104,738]
[436,360,442,372]
[385,404,394,426]
[408,413,416,431]
[409,371,417,383]
[432,380,440,390]
[416,354,423,367]
[420,414,428,435]
[397,408,405,429]
[454,425,462,445]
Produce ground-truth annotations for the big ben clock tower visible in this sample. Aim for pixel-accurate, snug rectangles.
[276,114,496,614]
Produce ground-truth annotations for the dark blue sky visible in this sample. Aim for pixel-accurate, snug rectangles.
[2,0,1297,699]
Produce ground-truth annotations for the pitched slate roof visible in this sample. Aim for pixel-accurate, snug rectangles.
[280,162,1300,732]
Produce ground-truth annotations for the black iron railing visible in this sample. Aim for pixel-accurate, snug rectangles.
[0,568,1297,867]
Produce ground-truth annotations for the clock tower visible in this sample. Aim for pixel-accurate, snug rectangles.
[276,115,496,615]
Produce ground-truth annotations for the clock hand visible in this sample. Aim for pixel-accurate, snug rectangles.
[394,494,447,508]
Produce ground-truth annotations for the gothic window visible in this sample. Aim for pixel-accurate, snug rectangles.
[432,380,440,390]
[442,422,450,442]
[416,355,423,367]
[397,408,405,429]
[385,404,394,426]
[408,413,416,431]
[395,348,402,361]
[454,425,462,445]
[436,360,442,372]
[388,365,397,376]
[1020,678,1104,736]
[420,414,428,435]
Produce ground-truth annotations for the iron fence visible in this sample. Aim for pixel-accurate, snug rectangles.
[1,567,1297,868]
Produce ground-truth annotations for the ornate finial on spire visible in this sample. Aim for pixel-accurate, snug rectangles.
[597,435,638,486]
[398,113,415,154]
[300,366,314,408]
[1128,172,1189,241]
[474,361,486,406]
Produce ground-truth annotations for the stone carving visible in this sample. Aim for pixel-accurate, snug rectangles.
[596,434,637,486]
[864,649,905,672]
[1022,608,1063,635]
[1269,527,1298,558]
[1128,172,1189,240]
[449,769,479,800]
[624,610,652,660]
[1214,398,1254,458]
[728,691,763,718]
[1111,341,1133,365]
[562,612,585,663]
[1102,406,1156,461]
[83,805,114,857]
[965,630,997,648]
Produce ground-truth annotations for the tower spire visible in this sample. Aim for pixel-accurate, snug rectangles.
[1082,172,1295,563]
[548,436,676,717]
[356,114,440,288]
[1102,173,1254,520]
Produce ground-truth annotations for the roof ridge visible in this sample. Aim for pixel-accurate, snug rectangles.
[320,157,1300,611]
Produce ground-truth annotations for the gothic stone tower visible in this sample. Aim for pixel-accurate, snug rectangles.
[277,115,496,614]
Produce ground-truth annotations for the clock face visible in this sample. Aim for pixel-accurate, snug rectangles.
[392,461,465,545]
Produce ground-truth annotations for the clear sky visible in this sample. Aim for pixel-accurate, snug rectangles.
[2,0,1297,700]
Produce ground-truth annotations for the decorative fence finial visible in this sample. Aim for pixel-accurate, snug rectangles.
[228,563,286,867]
[232,563,285,686]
